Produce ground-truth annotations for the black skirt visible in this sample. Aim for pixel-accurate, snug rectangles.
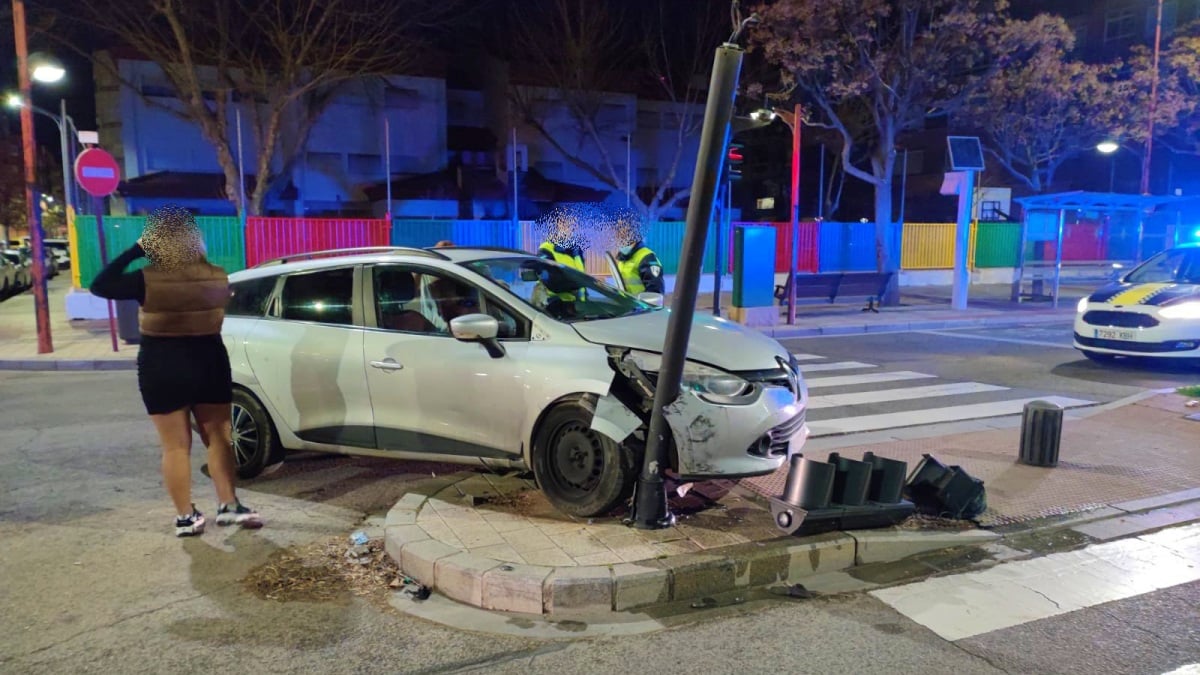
[136,334,233,416]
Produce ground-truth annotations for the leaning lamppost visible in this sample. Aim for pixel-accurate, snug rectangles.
[629,5,759,529]
[11,0,64,354]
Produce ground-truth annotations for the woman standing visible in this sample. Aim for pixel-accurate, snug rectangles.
[91,205,261,537]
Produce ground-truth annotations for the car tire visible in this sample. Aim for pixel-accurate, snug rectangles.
[1081,350,1116,363]
[231,388,284,479]
[532,396,637,518]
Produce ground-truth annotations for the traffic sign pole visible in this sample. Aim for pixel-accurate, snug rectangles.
[75,148,122,352]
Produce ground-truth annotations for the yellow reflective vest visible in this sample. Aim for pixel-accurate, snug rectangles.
[616,246,657,295]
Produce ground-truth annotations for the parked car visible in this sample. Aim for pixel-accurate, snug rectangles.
[25,237,71,270]
[0,254,18,297]
[221,246,809,516]
[1074,243,1200,363]
[1,250,31,292]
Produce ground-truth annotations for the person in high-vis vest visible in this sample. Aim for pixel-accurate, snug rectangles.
[536,216,588,305]
[614,221,664,295]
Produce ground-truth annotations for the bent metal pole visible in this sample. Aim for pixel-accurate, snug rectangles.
[629,41,746,529]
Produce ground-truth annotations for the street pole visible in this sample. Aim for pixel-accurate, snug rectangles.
[92,195,118,351]
[713,167,729,317]
[818,144,825,219]
[626,135,631,208]
[786,103,801,325]
[899,149,908,226]
[952,170,976,311]
[511,128,519,227]
[629,38,747,530]
[384,116,392,220]
[12,0,52,353]
[1143,0,1164,195]
[236,108,247,224]
[59,100,72,235]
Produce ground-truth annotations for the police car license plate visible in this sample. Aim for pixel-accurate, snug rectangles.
[1095,328,1136,341]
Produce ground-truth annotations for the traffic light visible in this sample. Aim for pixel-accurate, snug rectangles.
[728,142,745,180]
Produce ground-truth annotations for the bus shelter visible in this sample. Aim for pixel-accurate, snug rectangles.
[1010,191,1197,307]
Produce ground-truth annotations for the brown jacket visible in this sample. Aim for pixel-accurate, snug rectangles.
[139,262,230,337]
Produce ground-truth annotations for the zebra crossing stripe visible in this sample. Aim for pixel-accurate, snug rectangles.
[806,381,1009,410]
[800,361,879,373]
[806,395,1094,437]
[789,353,826,361]
[804,371,936,389]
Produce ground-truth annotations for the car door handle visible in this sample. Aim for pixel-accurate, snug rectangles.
[370,358,404,371]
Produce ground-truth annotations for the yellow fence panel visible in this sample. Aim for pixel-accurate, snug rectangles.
[901,222,955,269]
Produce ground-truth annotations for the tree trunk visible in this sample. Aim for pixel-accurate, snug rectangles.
[872,148,901,306]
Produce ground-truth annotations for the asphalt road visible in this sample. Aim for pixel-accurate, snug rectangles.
[2,335,1198,674]
[778,320,1199,439]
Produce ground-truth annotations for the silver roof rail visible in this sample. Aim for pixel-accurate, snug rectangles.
[252,246,448,268]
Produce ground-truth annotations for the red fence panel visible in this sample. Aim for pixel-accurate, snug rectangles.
[244,217,391,267]
[1043,223,1108,262]
[723,222,820,274]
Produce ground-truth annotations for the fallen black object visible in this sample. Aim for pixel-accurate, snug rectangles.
[904,454,987,520]
[769,583,818,600]
[770,452,916,535]
[405,584,431,601]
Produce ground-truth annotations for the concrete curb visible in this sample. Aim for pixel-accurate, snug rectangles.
[0,358,136,372]
[762,311,1071,339]
[382,489,1000,615]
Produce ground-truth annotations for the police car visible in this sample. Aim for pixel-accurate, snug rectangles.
[1074,244,1200,362]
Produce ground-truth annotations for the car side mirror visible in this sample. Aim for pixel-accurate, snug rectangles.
[637,292,664,308]
[449,313,505,358]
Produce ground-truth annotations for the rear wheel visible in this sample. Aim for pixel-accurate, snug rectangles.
[532,397,637,518]
[1081,350,1116,364]
[231,388,284,479]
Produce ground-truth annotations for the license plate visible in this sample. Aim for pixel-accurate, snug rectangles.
[1095,328,1136,341]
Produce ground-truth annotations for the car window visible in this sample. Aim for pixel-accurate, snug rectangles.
[1124,249,1200,284]
[280,267,354,325]
[227,276,277,317]
[463,256,653,322]
[373,265,527,339]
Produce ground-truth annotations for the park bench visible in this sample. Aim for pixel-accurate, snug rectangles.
[774,271,895,313]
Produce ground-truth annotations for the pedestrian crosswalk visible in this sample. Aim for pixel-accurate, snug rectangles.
[796,353,1095,438]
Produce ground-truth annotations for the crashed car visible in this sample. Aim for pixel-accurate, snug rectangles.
[1074,244,1200,362]
[221,246,809,516]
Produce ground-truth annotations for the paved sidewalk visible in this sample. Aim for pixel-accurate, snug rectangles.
[382,391,1200,615]
[0,281,1076,369]
[0,280,135,370]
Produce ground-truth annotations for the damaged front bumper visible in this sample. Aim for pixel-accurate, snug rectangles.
[591,347,810,481]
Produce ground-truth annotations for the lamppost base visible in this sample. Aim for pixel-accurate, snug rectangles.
[625,480,677,530]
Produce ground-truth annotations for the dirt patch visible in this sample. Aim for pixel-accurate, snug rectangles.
[897,513,976,531]
[242,537,409,604]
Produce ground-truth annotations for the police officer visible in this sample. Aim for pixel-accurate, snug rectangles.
[536,214,586,273]
[614,221,664,295]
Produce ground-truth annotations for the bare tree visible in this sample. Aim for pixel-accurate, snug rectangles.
[509,0,722,221]
[51,0,458,215]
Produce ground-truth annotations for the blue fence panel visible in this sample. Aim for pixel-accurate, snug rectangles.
[644,221,716,274]
[818,222,877,272]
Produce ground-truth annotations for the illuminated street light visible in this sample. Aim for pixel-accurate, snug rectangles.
[30,53,65,83]
[5,92,21,108]
[1097,141,1119,154]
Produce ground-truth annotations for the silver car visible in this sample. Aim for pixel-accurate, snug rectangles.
[221,247,809,517]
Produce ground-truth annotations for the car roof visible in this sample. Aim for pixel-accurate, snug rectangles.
[228,246,536,281]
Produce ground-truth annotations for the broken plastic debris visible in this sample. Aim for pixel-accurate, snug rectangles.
[769,583,817,600]
[1187,400,1199,408]
[675,482,694,498]
[349,531,369,546]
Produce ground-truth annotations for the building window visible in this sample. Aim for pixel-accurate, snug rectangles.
[348,153,383,176]
[384,87,421,110]
[979,201,1004,221]
[1105,7,1139,42]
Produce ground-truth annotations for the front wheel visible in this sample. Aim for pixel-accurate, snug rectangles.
[231,389,284,479]
[532,397,637,518]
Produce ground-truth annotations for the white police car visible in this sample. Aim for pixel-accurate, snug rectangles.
[1074,244,1200,362]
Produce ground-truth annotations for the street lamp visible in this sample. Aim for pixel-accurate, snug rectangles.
[6,93,80,249]
[1096,140,1127,192]
[30,54,66,84]
[1097,141,1119,155]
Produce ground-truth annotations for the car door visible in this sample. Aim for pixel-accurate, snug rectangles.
[606,252,627,293]
[242,265,376,449]
[361,263,530,460]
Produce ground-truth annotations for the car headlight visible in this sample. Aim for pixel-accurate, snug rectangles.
[623,350,752,398]
[1159,301,1200,319]
[1077,297,1089,313]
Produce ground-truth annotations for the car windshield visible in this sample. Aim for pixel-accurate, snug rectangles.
[1124,248,1200,284]
[463,256,654,322]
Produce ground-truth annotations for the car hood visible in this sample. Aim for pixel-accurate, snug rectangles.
[1087,282,1200,308]
[569,309,789,371]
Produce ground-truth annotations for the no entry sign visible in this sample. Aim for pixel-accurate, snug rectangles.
[74,148,121,197]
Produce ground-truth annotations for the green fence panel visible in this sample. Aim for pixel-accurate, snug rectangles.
[75,216,245,288]
[643,221,716,274]
[973,221,1022,268]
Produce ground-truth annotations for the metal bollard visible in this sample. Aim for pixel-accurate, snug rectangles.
[1019,400,1063,467]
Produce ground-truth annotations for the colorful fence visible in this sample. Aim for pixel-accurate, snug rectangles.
[74,215,243,288]
[71,215,1114,291]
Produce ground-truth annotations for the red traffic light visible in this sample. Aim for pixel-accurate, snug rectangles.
[728,147,744,162]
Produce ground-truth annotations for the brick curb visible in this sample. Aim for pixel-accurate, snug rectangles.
[382,485,1000,615]
[0,359,136,371]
